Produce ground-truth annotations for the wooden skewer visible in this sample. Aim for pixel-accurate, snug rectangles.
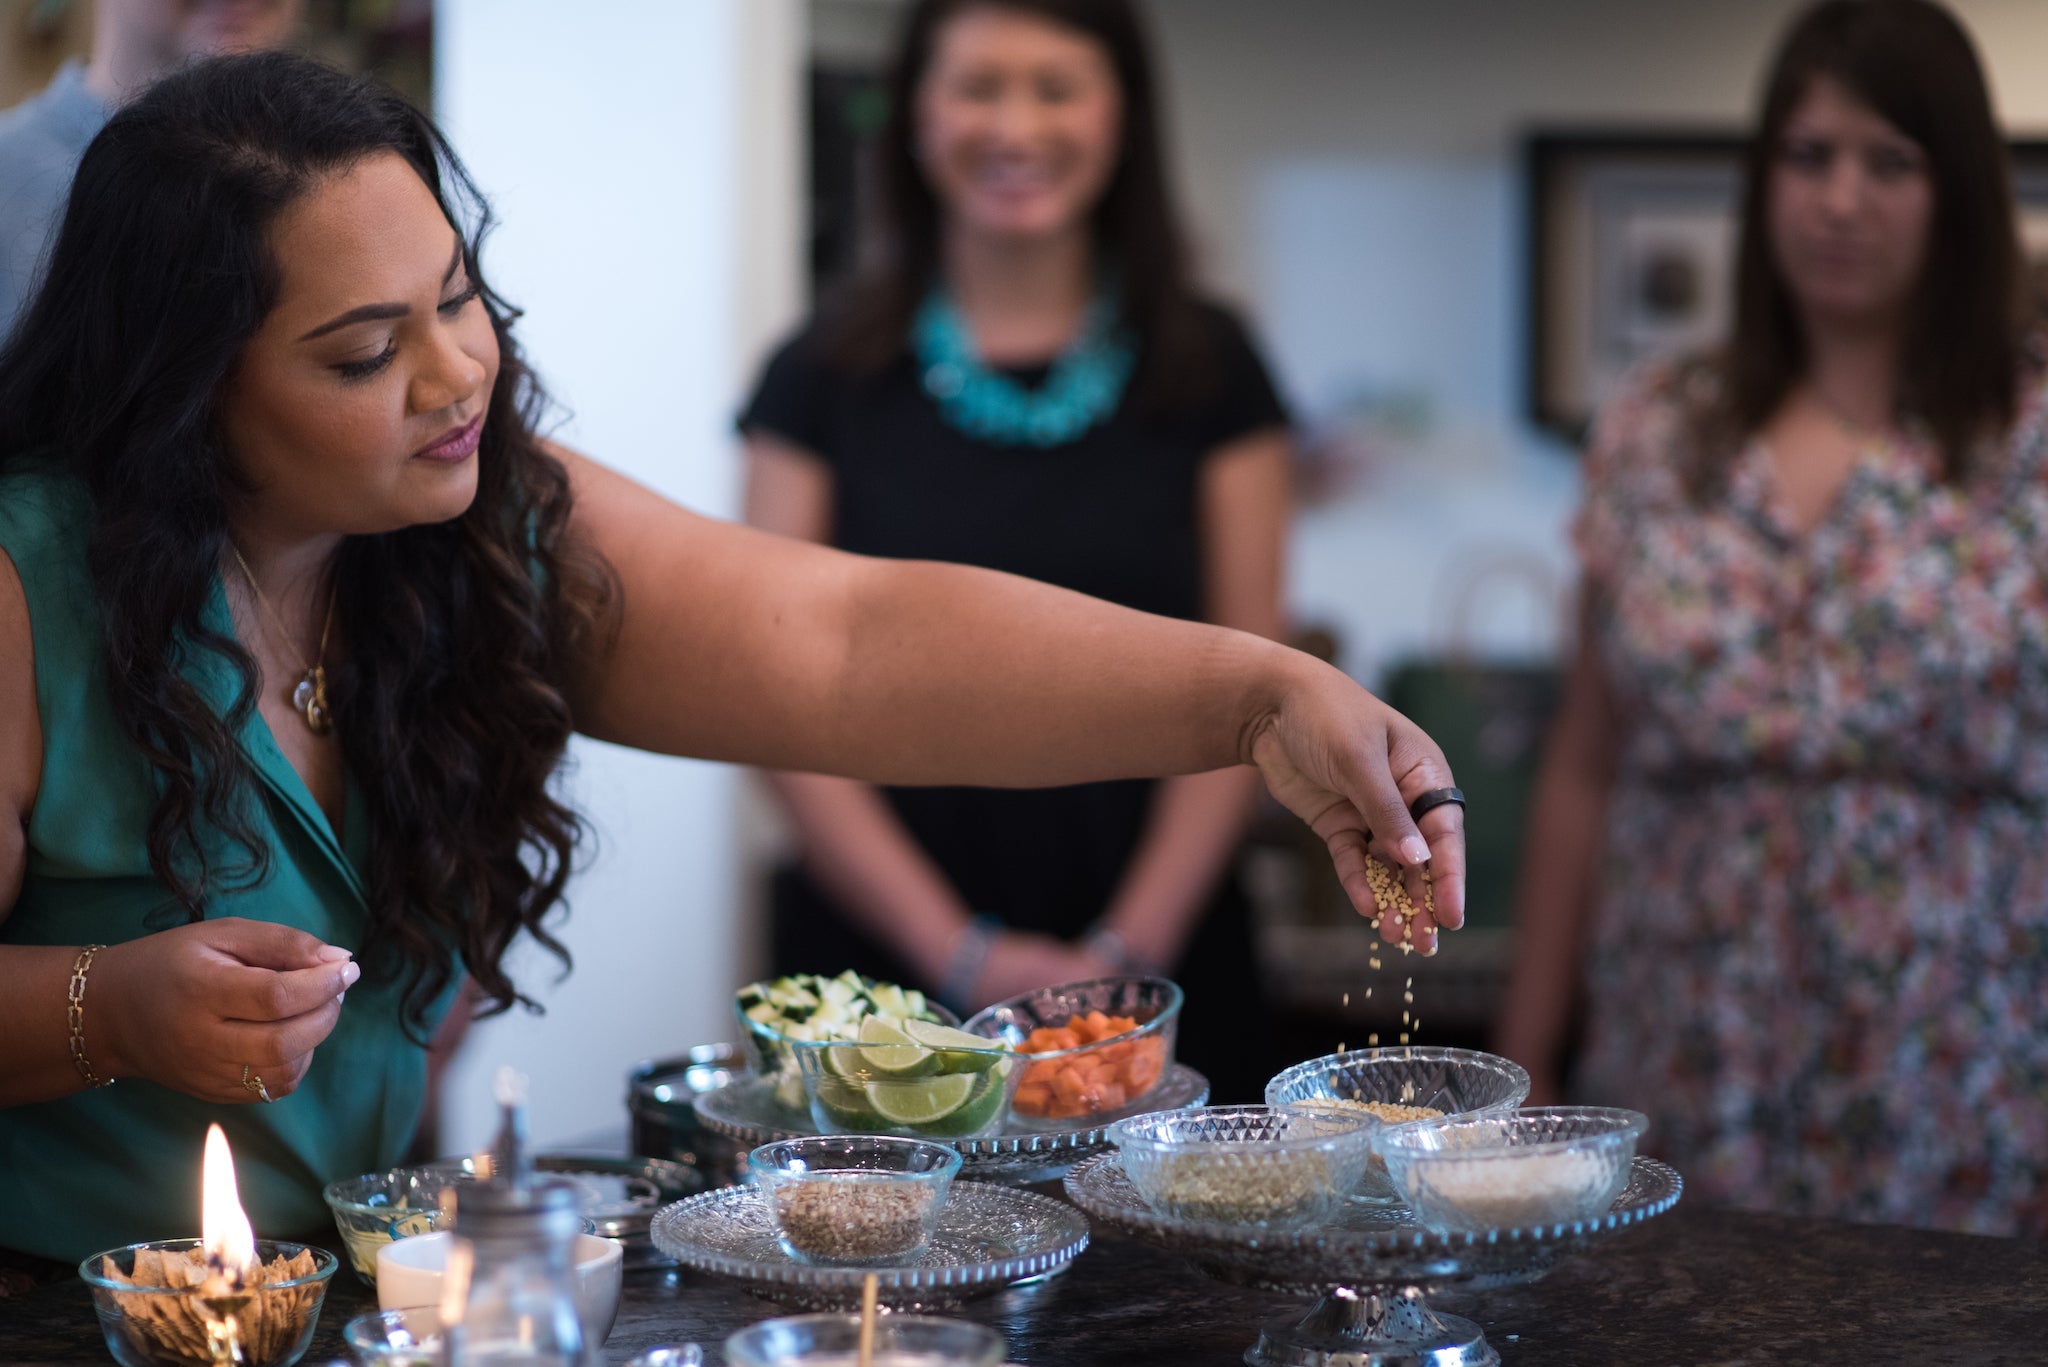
[857,1272,878,1367]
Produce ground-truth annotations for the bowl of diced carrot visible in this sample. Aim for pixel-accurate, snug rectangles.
[962,977,1181,1131]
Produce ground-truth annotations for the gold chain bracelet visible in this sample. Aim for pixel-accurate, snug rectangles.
[67,945,115,1089]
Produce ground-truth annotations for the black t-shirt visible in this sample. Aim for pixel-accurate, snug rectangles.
[740,300,1288,621]
[739,301,1289,1082]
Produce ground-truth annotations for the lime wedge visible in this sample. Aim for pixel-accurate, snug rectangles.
[902,1020,1007,1074]
[867,1071,976,1126]
[857,1015,939,1078]
[823,1042,866,1080]
[813,1075,884,1130]
[915,1070,1009,1138]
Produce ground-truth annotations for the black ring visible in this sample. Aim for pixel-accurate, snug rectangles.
[1408,786,1465,821]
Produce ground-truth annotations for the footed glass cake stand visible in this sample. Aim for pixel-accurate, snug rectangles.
[1064,1150,1681,1367]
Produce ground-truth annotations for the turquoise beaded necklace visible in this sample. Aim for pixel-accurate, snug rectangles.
[911,285,1136,448]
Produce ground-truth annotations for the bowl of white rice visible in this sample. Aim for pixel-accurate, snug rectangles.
[1375,1106,1647,1234]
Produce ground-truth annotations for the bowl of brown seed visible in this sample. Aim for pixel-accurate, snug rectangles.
[749,1136,961,1268]
[78,1239,337,1367]
[1264,1047,1531,1204]
[1106,1104,1376,1230]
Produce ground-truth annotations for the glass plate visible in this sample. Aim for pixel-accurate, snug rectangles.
[1064,1149,1681,1295]
[693,1064,1209,1183]
[648,1182,1090,1312]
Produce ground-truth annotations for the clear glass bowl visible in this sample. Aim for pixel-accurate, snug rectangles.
[735,982,963,1113]
[963,976,1182,1131]
[724,1313,1005,1367]
[341,1306,442,1366]
[1263,1047,1531,1203]
[321,1167,466,1287]
[79,1239,338,1367]
[788,1032,1019,1141]
[1106,1104,1376,1230]
[1376,1106,1649,1233]
[750,1136,961,1268]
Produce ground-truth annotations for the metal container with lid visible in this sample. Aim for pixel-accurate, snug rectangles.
[627,1044,750,1188]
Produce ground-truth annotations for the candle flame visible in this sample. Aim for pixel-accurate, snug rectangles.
[200,1124,256,1281]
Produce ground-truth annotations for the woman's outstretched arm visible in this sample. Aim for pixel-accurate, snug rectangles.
[563,450,1466,943]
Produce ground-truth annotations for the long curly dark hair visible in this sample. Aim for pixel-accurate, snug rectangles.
[1695,0,2021,496]
[0,52,614,1034]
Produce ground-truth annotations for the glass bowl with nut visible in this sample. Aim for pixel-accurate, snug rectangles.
[748,1136,962,1268]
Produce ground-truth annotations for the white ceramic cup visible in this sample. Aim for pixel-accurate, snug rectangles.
[375,1231,624,1345]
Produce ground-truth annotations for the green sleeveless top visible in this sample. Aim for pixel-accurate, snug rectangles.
[0,467,454,1263]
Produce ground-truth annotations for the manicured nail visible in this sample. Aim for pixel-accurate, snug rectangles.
[316,945,353,963]
[1400,836,1430,866]
[341,962,362,988]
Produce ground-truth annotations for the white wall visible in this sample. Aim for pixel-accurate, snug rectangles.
[432,0,806,1152]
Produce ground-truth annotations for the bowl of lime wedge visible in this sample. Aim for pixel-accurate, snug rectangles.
[789,1017,1018,1140]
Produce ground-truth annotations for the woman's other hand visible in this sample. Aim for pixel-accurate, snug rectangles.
[1246,657,1467,952]
[92,918,357,1103]
[969,931,1115,1013]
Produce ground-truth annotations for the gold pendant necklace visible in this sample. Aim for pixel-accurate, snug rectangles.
[228,543,336,737]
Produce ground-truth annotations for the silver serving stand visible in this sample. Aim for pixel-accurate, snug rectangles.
[694,1064,1209,1185]
[1064,1150,1682,1367]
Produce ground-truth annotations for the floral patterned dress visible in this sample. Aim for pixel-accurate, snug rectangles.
[1570,358,2048,1236]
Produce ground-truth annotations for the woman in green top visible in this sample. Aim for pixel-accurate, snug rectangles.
[0,52,1465,1264]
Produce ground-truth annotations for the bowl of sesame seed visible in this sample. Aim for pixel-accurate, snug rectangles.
[1264,1047,1531,1204]
[749,1136,961,1268]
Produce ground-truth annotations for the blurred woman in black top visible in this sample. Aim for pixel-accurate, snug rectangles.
[739,0,1292,1100]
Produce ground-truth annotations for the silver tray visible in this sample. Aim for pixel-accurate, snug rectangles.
[1065,1150,1681,1366]
[648,1181,1089,1312]
[693,1063,1208,1183]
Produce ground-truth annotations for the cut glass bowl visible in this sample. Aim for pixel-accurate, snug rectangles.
[1376,1105,1649,1234]
[1264,1046,1531,1203]
[748,1136,960,1267]
[1106,1104,1376,1230]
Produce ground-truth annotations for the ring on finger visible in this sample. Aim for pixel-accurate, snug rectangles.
[1407,786,1465,821]
[241,1064,273,1104]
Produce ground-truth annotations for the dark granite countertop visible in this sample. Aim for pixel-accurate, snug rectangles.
[5,1204,2043,1365]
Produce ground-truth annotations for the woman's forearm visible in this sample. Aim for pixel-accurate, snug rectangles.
[1099,766,1262,970]
[764,770,976,987]
[819,557,1287,785]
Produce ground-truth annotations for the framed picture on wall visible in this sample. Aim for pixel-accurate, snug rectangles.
[1525,130,2048,442]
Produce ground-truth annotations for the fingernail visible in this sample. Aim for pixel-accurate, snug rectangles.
[341,962,362,987]
[1400,836,1430,866]
[316,945,353,963]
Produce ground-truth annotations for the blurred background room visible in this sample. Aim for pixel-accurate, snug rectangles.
[8,0,2048,1157]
